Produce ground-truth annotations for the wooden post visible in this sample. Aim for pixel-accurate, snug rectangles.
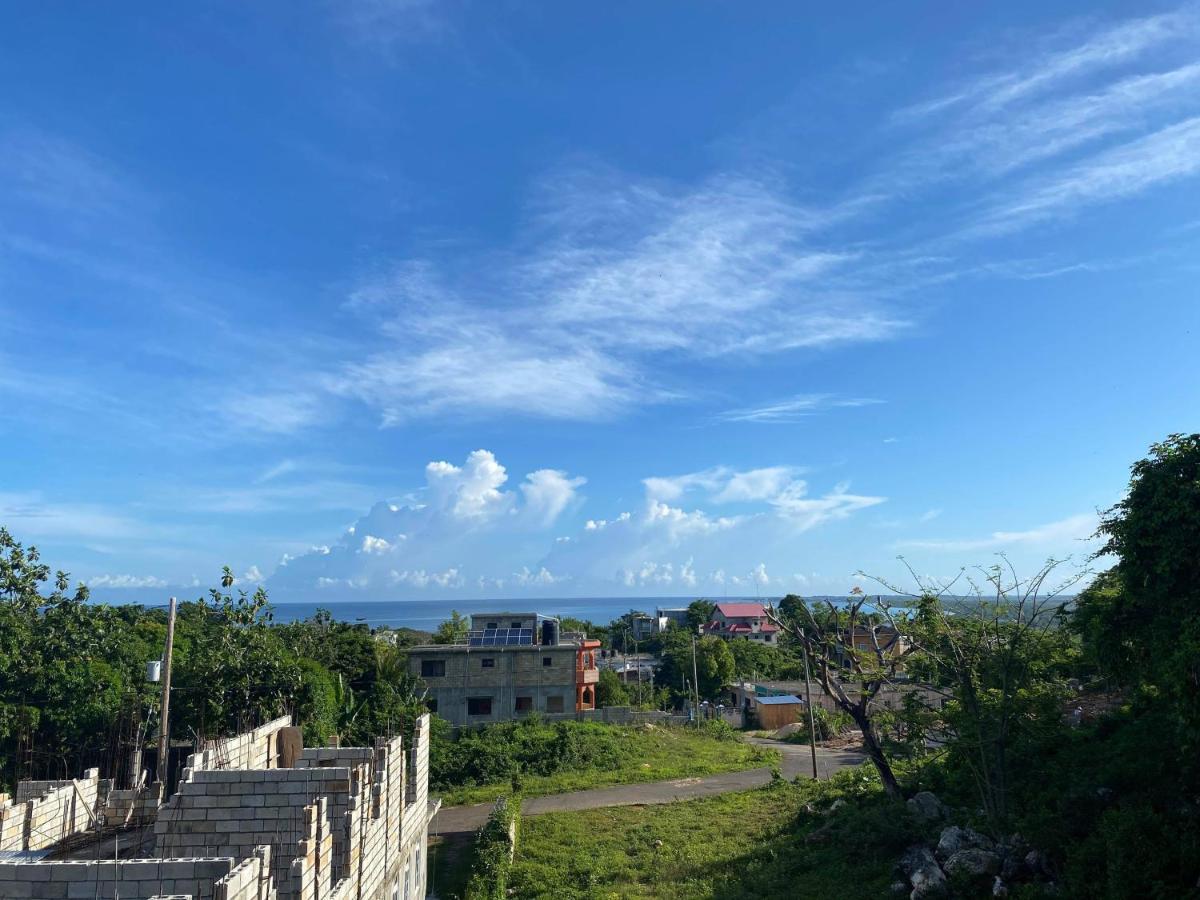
[157,597,177,788]
[802,636,819,780]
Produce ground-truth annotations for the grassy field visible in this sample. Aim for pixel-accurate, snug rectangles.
[508,769,912,900]
[436,724,778,807]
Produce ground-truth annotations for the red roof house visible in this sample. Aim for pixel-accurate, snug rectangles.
[705,602,779,643]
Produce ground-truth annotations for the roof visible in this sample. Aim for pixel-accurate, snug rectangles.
[756,694,803,705]
[715,602,767,618]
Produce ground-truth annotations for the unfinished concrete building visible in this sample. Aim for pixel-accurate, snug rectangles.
[0,714,437,900]
[408,612,601,726]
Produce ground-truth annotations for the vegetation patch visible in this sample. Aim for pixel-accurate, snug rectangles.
[508,767,910,899]
[464,795,522,900]
[432,718,776,807]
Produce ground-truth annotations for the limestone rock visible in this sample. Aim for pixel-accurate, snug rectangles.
[936,825,994,861]
[901,845,947,899]
[944,848,1002,879]
[907,791,948,822]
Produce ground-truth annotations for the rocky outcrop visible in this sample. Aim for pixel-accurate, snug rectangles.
[894,795,1053,899]
[907,791,949,822]
[944,847,1002,878]
[901,845,948,899]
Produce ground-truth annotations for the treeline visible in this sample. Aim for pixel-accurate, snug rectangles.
[754,434,1200,897]
[0,537,429,789]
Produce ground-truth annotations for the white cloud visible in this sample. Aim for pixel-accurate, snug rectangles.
[640,466,885,530]
[896,513,1098,553]
[0,492,148,541]
[325,173,908,427]
[270,449,884,597]
[520,469,587,528]
[391,567,464,589]
[256,459,300,483]
[512,566,562,586]
[84,574,168,589]
[240,565,265,585]
[769,481,887,530]
[976,116,1200,233]
[223,391,325,435]
[714,467,799,503]
[360,535,393,555]
[896,12,1192,122]
[719,394,883,424]
[426,450,513,520]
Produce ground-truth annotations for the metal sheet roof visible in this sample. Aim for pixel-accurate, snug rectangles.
[756,694,803,705]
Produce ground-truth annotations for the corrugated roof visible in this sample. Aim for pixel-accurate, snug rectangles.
[756,694,803,705]
[715,602,767,618]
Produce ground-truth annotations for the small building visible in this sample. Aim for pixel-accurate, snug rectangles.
[409,612,600,726]
[753,694,805,730]
[704,602,780,643]
[654,607,690,633]
[630,614,655,641]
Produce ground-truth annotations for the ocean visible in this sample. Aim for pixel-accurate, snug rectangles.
[104,593,909,631]
[261,597,742,631]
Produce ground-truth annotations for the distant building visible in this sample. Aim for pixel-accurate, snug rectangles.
[630,614,655,641]
[654,607,690,633]
[408,612,601,726]
[704,602,780,643]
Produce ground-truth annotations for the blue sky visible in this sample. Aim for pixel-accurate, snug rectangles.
[1,2,1197,602]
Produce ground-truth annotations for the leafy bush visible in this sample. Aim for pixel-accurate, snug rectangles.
[431,718,626,792]
[464,795,521,900]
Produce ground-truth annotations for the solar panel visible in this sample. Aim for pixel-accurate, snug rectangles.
[466,627,535,646]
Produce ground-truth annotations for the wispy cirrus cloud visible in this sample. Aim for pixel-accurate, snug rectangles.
[326,174,908,425]
[974,116,1200,234]
[895,513,1098,553]
[84,573,168,589]
[718,394,883,424]
[895,11,1195,123]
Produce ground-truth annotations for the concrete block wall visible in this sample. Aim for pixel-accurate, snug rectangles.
[0,794,25,851]
[0,856,236,899]
[103,781,165,828]
[186,717,294,773]
[154,768,354,899]
[0,769,107,852]
[214,845,274,900]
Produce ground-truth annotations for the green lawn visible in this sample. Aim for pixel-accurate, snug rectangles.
[436,724,778,807]
[509,770,912,900]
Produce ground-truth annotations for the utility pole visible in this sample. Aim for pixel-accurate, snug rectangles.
[691,630,701,725]
[801,630,819,780]
[157,597,177,789]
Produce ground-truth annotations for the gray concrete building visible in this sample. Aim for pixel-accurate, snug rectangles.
[408,613,600,726]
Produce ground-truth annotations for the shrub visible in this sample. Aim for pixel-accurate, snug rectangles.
[464,795,522,900]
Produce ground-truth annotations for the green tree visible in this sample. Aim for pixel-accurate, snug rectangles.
[432,610,469,644]
[1075,433,1200,744]
[595,669,630,707]
[766,592,915,799]
[658,631,735,700]
[685,599,716,632]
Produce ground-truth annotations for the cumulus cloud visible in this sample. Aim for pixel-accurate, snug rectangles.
[269,449,884,598]
[270,449,586,594]
[520,469,587,528]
